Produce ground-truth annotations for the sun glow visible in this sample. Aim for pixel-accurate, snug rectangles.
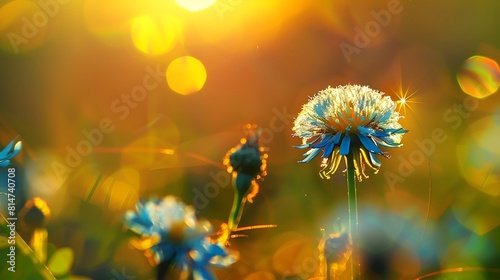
[174,0,216,12]
[393,86,420,117]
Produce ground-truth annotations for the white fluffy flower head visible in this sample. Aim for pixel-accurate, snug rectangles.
[293,85,407,180]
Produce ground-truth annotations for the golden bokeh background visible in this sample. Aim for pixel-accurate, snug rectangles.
[1,0,500,279]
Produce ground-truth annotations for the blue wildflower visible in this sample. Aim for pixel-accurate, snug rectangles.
[123,196,236,279]
[317,230,351,279]
[0,137,22,167]
[190,239,238,279]
[293,85,407,180]
[223,125,267,234]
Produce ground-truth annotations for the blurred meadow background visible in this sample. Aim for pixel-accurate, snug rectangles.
[1,0,500,279]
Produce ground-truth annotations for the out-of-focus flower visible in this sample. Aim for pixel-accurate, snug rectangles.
[223,125,267,235]
[293,85,407,180]
[0,137,22,167]
[316,231,352,280]
[190,239,238,279]
[308,219,351,280]
[19,198,51,264]
[123,196,236,279]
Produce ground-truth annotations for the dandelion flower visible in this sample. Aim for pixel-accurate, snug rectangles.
[123,196,236,279]
[216,126,276,246]
[220,125,267,243]
[293,85,407,180]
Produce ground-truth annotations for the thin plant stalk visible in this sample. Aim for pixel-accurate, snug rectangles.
[326,262,332,280]
[218,191,246,245]
[219,173,253,244]
[346,154,360,279]
[228,191,246,232]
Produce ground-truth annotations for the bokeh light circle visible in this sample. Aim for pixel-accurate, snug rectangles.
[469,114,500,156]
[47,247,74,276]
[130,15,182,56]
[166,56,207,95]
[457,55,500,99]
[174,0,216,12]
[456,115,500,196]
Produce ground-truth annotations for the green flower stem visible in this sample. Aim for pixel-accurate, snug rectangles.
[228,191,246,232]
[227,173,253,233]
[326,262,332,280]
[346,153,360,280]
[217,192,246,245]
[218,174,251,245]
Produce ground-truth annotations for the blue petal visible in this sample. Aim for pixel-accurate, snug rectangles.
[294,136,321,149]
[339,134,351,155]
[0,139,17,158]
[294,144,310,149]
[12,141,22,155]
[161,244,181,263]
[0,160,11,167]
[384,128,408,134]
[138,208,153,221]
[379,110,392,122]
[299,148,321,163]
[0,139,21,160]
[314,103,324,116]
[322,142,335,158]
[310,134,333,148]
[372,130,391,138]
[368,112,376,122]
[204,243,226,257]
[395,128,409,134]
[372,128,408,140]
[369,152,381,167]
[332,132,342,145]
[130,215,153,228]
[357,133,382,154]
[373,133,404,147]
[194,268,216,280]
[309,136,322,144]
[358,126,375,136]
[375,139,400,148]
